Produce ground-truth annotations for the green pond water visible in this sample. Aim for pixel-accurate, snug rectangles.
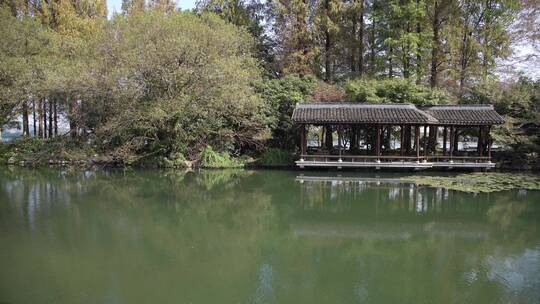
[0,168,539,304]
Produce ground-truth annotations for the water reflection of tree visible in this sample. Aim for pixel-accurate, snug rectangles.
[296,178,498,221]
[287,178,540,303]
[0,168,282,303]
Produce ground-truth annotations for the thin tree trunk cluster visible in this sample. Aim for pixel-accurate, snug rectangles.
[21,98,59,139]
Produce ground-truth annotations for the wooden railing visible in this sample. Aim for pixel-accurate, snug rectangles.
[299,154,492,163]
[426,155,492,163]
[299,154,426,163]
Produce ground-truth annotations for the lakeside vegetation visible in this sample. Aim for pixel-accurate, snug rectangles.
[0,0,539,168]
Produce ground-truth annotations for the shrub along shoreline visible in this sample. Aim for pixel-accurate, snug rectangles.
[0,137,296,169]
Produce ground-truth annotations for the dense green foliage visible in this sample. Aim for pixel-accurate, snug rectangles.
[0,0,539,167]
[467,77,540,153]
[253,75,318,149]
[345,78,456,105]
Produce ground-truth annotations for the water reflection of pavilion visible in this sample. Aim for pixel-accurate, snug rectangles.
[294,174,495,240]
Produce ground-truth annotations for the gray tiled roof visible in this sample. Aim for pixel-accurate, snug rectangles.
[292,103,437,124]
[422,104,504,125]
[292,103,504,125]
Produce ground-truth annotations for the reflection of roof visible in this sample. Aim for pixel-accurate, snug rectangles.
[422,104,504,125]
[292,103,504,125]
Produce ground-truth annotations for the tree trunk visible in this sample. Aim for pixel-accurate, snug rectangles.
[32,99,36,136]
[459,69,466,98]
[358,0,364,75]
[38,98,43,138]
[389,46,393,77]
[369,14,376,75]
[415,0,422,85]
[404,23,411,79]
[458,30,470,98]
[324,0,331,82]
[22,100,29,136]
[351,11,357,73]
[69,97,77,138]
[325,30,331,82]
[48,98,53,138]
[43,99,47,139]
[54,100,58,136]
[430,0,440,88]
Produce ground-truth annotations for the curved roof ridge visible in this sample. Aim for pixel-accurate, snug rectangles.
[423,104,495,110]
[296,103,417,109]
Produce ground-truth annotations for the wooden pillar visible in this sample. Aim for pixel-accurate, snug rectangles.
[319,127,324,148]
[478,126,483,157]
[350,125,356,152]
[487,126,492,160]
[375,124,381,159]
[449,126,455,158]
[453,127,459,153]
[325,124,333,151]
[404,126,411,154]
[338,125,342,159]
[415,126,420,160]
[300,124,306,156]
[400,125,404,156]
[442,126,447,155]
[423,125,428,157]
[428,126,437,153]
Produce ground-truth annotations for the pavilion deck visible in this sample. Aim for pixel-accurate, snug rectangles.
[292,103,504,170]
[296,155,495,170]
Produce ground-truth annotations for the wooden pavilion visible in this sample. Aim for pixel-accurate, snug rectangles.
[292,103,504,169]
